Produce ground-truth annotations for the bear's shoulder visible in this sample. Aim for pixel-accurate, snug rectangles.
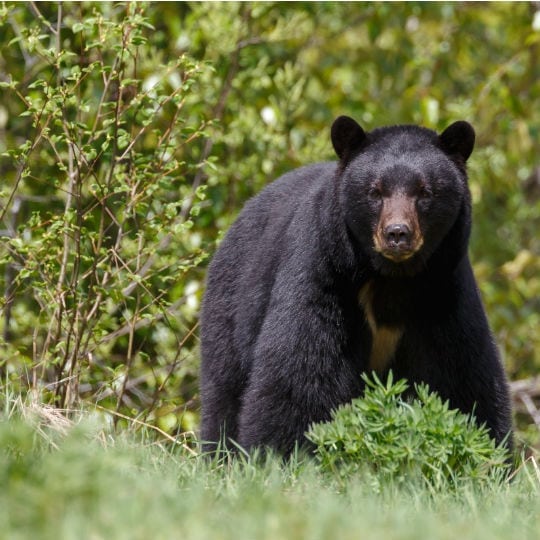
[234,161,338,227]
[258,161,337,199]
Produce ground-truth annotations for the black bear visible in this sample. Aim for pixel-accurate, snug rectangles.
[200,116,513,456]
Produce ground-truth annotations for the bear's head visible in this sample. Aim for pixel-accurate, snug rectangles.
[331,116,475,277]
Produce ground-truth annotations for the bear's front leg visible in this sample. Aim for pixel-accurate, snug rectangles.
[237,373,316,455]
[236,314,365,455]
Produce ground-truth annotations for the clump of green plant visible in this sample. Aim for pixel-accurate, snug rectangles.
[307,373,511,489]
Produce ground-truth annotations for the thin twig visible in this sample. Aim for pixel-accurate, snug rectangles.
[94,404,198,456]
[519,392,540,430]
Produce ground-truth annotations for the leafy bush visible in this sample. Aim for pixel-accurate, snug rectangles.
[307,373,511,489]
[0,3,210,432]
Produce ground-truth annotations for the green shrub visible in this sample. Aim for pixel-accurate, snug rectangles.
[0,3,210,432]
[307,372,511,490]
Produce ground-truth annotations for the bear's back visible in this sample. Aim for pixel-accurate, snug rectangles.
[210,161,337,277]
[235,161,337,232]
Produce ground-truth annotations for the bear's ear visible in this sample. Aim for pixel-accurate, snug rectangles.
[331,116,367,160]
[438,121,475,162]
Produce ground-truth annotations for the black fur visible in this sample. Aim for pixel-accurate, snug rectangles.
[200,116,513,456]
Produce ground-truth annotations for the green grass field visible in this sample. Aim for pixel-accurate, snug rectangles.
[2,402,540,540]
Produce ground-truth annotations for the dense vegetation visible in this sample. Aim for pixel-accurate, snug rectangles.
[0,2,539,446]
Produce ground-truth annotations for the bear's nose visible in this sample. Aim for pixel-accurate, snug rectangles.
[384,224,411,247]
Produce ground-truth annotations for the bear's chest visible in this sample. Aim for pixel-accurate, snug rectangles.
[358,280,405,373]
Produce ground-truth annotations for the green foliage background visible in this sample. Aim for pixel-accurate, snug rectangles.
[0,2,539,438]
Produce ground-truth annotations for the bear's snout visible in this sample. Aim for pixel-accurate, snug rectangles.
[373,195,423,262]
[384,223,411,248]
[380,223,418,261]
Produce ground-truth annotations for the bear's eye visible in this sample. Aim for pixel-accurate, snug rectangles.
[418,186,432,200]
[368,187,382,200]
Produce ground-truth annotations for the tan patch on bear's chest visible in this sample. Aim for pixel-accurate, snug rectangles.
[358,281,403,373]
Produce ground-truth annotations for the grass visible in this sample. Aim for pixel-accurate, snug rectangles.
[2,396,540,539]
